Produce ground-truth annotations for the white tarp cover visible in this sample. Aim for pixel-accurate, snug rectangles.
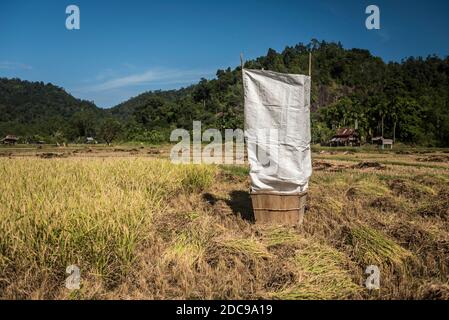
[243,68,312,194]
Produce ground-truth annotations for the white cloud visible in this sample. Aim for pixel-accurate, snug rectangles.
[82,68,212,92]
[0,61,33,70]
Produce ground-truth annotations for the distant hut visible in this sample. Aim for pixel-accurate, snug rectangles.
[85,137,98,144]
[0,135,19,145]
[372,136,393,149]
[329,128,360,147]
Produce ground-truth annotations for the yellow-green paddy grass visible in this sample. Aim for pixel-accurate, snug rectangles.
[0,149,448,299]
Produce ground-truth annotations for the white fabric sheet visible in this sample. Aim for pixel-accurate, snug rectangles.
[243,69,312,194]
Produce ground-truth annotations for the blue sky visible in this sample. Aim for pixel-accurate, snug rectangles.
[1,0,448,108]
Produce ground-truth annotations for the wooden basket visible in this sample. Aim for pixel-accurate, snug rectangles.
[250,191,307,225]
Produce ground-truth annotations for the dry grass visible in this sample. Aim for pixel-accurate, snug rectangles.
[0,158,216,298]
[0,147,448,299]
[344,225,416,272]
[270,239,362,300]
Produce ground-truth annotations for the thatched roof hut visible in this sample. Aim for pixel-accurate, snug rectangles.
[0,135,19,145]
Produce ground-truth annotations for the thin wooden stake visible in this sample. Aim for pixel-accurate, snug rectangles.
[308,51,312,77]
[241,52,245,131]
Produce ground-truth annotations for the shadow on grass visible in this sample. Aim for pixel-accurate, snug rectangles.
[227,190,255,222]
[203,191,255,223]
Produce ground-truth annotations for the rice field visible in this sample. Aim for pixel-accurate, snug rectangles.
[0,145,448,299]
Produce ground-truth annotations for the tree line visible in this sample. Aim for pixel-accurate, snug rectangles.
[1,40,448,146]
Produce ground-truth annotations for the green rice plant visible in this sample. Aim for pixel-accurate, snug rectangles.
[180,164,216,192]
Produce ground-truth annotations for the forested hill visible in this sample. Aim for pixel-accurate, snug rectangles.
[111,40,449,147]
[1,40,449,146]
[0,78,104,141]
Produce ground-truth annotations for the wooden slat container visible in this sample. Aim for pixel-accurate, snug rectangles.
[250,191,307,225]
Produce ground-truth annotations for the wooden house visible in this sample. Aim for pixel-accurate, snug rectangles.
[329,128,360,147]
[0,135,19,145]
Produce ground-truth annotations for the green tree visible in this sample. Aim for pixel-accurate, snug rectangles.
[100,118,122,145]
